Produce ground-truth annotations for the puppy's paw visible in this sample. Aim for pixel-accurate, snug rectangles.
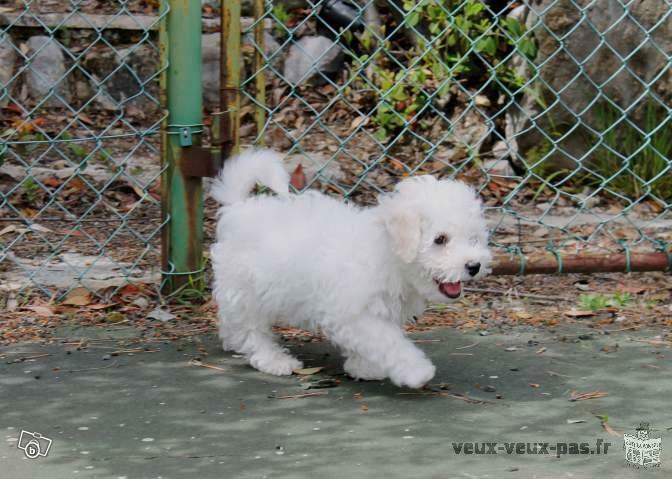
[390,360,436,389]
[250,351,303,376]
[344,355,386,381]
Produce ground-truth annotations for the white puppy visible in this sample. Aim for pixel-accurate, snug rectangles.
[210,149,491,388]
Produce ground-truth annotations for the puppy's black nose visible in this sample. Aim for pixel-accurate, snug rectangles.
[466,262,481,277]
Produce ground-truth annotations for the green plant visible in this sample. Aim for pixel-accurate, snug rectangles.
[61,131,89,160]
[168,256,209,305]
[579,293,633,311]
[526,99,672,202]
[271,3,293,39]
[348,0,537,139]
[22,177,40,203]
[586,101,672,201]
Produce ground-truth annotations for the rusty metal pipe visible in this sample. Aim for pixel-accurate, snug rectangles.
[491,252,671,275]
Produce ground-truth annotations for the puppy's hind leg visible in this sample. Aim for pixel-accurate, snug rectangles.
[243,329,303,376]
[219,315,303,376]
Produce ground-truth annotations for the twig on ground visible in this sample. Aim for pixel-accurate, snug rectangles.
[189,359,228,372]
[5,353,50,361]
[398,391,491,404]
[465,287,562,302]
[441,392,491,404]
[269,392,329,399]
[547,370,572,378]
[631,338,672,346]
[604,326,640,333]
[68,361,118,373]
[455,342,479,350]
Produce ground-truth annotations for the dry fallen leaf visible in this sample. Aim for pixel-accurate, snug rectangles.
[564,309,595,318]
[77,113,95,126]
[0,225,23,237]
[87,303,117,310]
[513,311,533,320]
[360,404,369,412]
[617,284,646,295]
[61,287,92,306]
[290,163,306,190]
[349,116,369,132]
[29,224,54,234]
[25,305,56,317]
[529,383,540,388]
[569,390,608,401]
[292,367,324,376]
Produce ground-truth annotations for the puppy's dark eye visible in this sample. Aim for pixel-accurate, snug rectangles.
[434,234,448,245]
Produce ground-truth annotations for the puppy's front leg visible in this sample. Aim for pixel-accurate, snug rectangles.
[329,317,435,389]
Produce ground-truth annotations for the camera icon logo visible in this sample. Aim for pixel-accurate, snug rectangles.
[17,430,52,459]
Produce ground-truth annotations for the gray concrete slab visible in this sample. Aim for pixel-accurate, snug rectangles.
[1,324,670,478]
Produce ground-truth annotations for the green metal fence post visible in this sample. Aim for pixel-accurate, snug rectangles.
[160,0,204,294]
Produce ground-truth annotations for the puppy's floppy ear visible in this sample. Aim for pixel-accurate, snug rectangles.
[383,205,421,263]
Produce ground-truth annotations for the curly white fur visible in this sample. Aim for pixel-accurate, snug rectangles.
[210,149,491,388]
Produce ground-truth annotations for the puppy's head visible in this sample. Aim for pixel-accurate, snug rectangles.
[379,175,491,302]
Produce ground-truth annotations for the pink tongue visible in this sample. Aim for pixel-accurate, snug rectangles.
[439,281,462,297]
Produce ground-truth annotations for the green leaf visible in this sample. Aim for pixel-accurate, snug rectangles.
[504,17,523,38]
[373,127,388,142]
[406,11,420,27]
[518,38,538,60]
[464,1,485,18]
[475,36,497,56]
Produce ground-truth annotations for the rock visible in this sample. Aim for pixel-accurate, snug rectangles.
[202,31,282,109]
[0,154,159,189]
[482,141,514,176]
[81,44,160,112]
[25,36,68,107]
[0,33,16,108]
[506,0,672,171]
[1,252,159,291]
[451,105,490,151]
[482,159,514,177]
[282,36,344,87]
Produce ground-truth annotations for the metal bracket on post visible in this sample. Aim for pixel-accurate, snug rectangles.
[181,146,222,178]
[167,123,221,178]
[179,127,193,147]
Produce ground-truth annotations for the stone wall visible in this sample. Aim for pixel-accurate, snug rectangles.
[506,0,672,170]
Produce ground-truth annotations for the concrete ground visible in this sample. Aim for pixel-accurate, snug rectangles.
[1,323,670,479]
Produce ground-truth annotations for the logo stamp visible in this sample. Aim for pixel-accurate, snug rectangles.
[624,423,661,468]
[17,430,53,459]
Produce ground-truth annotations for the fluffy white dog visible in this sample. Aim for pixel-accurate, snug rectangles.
[210,149,491,388]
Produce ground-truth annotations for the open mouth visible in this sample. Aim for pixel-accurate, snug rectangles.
[434,279,462,299]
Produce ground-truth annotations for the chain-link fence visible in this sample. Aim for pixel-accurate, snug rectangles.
[2,0,670,304]
[0,1,167,300]
[238,0,672,273]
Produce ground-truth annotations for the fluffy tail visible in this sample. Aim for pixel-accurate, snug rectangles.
[210,149,290,205]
